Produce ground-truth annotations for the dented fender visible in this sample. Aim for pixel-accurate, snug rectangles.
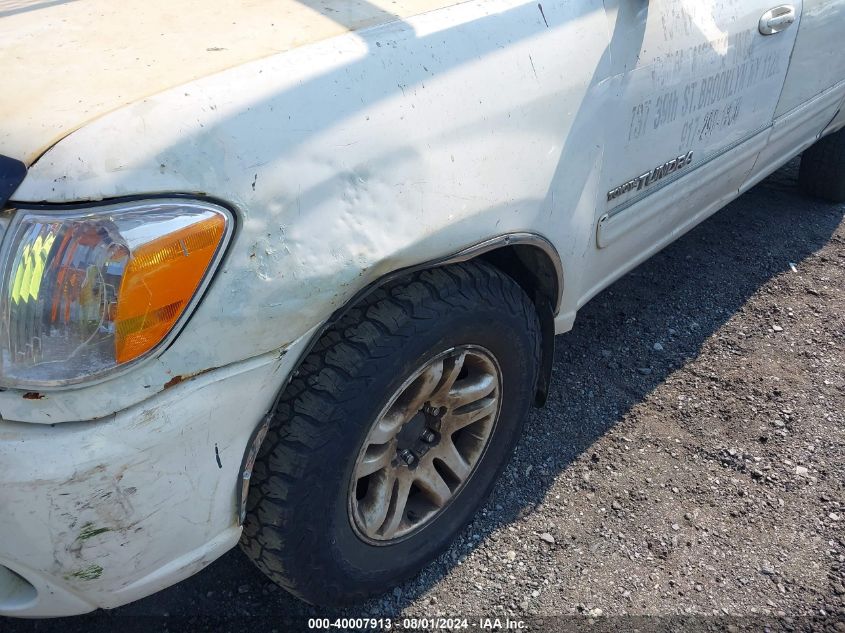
[11,1,611,427]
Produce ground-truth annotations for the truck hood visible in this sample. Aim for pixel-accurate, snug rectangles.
[0,0,450,167]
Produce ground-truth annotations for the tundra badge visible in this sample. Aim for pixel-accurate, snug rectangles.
[607,151,695,202]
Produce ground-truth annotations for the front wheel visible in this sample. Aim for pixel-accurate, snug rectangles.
[240,261,541,606]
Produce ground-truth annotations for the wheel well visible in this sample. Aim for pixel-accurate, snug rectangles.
[301,238,561,410]
[478,244,560,408]
[478,244,561,316]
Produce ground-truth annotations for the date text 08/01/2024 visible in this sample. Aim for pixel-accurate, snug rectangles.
[307,617,527,630]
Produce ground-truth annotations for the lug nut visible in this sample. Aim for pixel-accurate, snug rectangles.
[424,404,447,418]
[421,429,437,444]
[399,449,417,466]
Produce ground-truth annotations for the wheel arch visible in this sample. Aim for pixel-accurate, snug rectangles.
[288,233,563,409]
[476,240,560,406]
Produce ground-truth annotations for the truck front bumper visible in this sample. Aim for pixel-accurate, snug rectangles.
[0,345,300,618]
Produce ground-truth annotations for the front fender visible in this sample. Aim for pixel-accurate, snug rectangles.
[10,0,610,422]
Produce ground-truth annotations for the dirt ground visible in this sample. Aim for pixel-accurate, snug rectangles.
[5,158,844,632]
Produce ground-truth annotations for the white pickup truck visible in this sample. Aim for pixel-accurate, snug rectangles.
[1,0,843,617]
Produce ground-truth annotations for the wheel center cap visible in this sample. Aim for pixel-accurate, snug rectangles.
[395,406,444,465]
[396,411,428,450]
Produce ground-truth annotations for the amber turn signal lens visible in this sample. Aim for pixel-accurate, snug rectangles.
[115,214,226,363]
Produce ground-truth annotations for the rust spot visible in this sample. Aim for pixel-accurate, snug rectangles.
[163,375,184,390]
[23,392,45,400]
[163,367,218,390]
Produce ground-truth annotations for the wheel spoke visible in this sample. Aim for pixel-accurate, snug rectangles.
[402,360,445,413]
[355,441,395,478]
[447,371,496,409]
[367,413,405,445]
[442,395,498,433]
[357,470,396,537]
[431,436,471,481]
[380,472,413,539]
[428,351,466,404]
[414,461,454,508]
[370,362,445,446]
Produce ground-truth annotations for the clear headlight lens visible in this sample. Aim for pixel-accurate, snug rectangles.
[0,199,232,387]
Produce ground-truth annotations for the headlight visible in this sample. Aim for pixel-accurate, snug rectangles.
[0,199,232,388]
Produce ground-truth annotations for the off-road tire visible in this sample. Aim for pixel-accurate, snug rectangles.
[799,127,845,202]
[240,261,541,606]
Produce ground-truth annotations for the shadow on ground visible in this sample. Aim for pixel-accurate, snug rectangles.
[4,159,844,631]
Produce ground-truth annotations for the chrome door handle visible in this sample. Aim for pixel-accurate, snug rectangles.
[760,5,796,35]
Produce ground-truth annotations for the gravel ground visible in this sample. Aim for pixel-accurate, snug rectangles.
[5,159,844,632]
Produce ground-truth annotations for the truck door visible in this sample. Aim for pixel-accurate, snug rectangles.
[774,0,845,116]
[744,0,845,189]
[586,0,802,296]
